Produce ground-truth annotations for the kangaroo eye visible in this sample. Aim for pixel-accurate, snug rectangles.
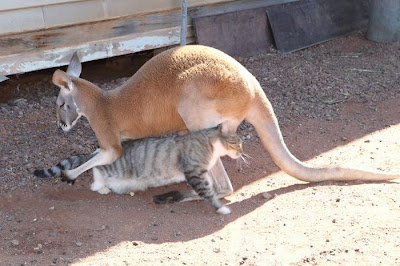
[66,105,71,110]
[60,102,65,108]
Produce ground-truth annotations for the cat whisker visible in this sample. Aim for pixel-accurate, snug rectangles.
[236,153,251,172]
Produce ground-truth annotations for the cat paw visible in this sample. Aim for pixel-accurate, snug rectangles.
[216,206,231,215]
[97,187,111,195]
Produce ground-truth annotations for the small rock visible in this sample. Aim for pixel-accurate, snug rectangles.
[11,239,19,246]
[13,98,27,106]
[341,136,348,141]
[75,241,83,247]
[332,219,337,223]
[34,244,43,252]
[213,247,221,253]
[132,241,139,246]
[7,215,14,221]
[49,206,55,210]
[175,231,182,237]
[129,192,135,197]
[262,192,275,200]
[99,225,108,231]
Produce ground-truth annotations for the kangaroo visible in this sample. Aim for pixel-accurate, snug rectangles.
[53,45,399,184]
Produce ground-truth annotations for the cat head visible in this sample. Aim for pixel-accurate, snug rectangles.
[215,126,243,159]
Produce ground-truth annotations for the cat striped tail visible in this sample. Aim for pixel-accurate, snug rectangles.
[33,153,95,178]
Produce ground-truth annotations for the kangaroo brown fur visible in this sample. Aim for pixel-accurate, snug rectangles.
[53,45,400,182]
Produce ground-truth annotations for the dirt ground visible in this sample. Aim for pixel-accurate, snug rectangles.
[0,32,399,265]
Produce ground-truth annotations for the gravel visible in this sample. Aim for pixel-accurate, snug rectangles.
[1,32,399,195]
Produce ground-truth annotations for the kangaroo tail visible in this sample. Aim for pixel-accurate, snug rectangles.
[33,152,96,179]
[245,88,399,182]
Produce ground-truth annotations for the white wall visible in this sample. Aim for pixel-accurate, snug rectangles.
[0,0,233,35]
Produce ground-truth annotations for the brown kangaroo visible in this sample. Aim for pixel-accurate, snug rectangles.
[53,45,399,183]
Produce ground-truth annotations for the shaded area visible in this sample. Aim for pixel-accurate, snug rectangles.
[267,0,370,52]
[0,33,399,264]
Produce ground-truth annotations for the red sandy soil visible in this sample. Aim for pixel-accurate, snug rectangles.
[0,33,399,265]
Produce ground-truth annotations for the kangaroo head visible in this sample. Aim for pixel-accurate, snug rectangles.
[53,52,82,132]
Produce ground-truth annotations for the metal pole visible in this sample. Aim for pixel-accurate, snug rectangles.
[180,0,187,46]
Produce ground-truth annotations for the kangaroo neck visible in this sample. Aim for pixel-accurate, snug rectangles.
[71,77,106,116]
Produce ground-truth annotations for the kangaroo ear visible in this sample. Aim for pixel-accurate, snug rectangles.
[66,51,82,78]
[53,69,74,92]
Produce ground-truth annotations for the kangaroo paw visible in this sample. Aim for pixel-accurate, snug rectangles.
[61,175,76,185]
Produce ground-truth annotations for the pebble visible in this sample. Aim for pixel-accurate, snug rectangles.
[174,231,182,237]
[75,241,83,247]
[129,192,135,197]
[213,247,221,253]
[262,192,275,200]
[34,244,43,252]
[99,225,108,231]
[7,215,14,221]
[341,136,348,141]
[13,98,27,106]
[11,239,19,246]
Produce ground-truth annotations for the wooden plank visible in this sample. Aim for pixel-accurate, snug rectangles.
[189,0,298,18]
[194,8,274,57]
[42,0,105,28]
[0,0,298,75]
[0,8,45,35]
[105,0,233,18]
[0,9,194,75]
[0,0,83,12]
[266,0,370,52]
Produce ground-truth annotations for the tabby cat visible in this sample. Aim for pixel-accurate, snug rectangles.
[34,126,243,214]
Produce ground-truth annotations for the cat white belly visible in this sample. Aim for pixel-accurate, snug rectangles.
[90,168,186,195]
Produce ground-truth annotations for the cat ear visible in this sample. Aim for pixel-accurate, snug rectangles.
[218,124,229,135]
[53,69,74,92]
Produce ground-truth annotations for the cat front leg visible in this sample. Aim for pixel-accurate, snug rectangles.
[184,170,231,214]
